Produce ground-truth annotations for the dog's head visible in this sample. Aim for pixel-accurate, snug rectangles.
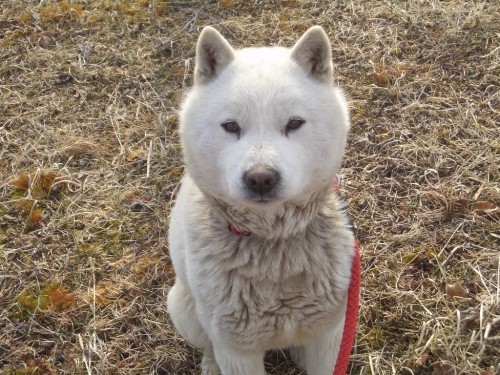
[180,26,350,208]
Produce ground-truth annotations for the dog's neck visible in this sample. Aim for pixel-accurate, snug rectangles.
[207,187,332,239]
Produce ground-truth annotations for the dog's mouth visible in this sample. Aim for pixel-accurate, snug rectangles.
[245,191,281,204]
[253,197,274,204]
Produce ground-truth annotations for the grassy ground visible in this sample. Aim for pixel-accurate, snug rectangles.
[0,1,499,374]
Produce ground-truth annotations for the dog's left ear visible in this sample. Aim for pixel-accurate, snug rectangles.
[291,26,333,84]
[195,26,235,85]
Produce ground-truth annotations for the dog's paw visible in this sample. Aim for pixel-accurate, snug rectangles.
[201,349,220,375]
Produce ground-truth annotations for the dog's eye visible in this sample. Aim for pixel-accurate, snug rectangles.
[286,117,305,135]
[221,121,240,134]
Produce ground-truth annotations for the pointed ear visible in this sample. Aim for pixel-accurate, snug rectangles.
[194,26,235,85]
[290,26,333,84]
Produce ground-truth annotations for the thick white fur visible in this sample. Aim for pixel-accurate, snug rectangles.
[167,26,355,375]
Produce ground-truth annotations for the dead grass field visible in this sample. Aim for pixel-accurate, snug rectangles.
[0,1,499,374]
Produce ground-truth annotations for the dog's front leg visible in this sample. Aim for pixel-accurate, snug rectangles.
[293,298,348,375]
[301,325,343,375]
[212,344,265,375]
[201,347,219,375]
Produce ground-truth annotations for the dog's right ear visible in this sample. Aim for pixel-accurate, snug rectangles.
[291,26,333,84]
[194,27,235,85]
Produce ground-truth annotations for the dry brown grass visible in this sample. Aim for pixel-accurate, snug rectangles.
[1,1,499,374]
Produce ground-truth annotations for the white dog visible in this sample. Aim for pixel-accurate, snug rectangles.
[167,25,357,375]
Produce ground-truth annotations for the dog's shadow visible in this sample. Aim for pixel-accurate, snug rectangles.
[264,350,305,375]
[159,349,304,374]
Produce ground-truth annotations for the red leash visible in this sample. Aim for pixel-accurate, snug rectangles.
[332,174,360,374]
[332,239,360,375]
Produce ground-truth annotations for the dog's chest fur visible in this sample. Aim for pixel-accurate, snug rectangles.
[184,184,355,349]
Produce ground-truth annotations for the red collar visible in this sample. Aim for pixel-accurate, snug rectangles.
[227,175,342,237]
[227,222,251,237]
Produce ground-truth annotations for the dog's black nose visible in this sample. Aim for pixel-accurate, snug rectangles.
[244,166,280,195]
